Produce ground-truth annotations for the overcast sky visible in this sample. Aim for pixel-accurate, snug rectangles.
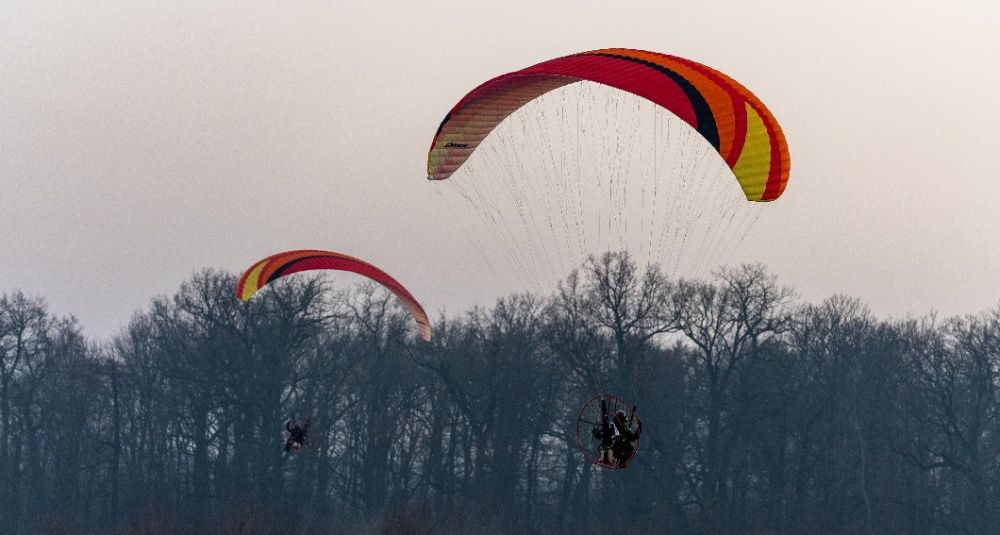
[2,0,999,338]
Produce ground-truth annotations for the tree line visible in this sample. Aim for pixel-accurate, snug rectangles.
[1,252,998,534]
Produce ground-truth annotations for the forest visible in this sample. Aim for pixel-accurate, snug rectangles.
[1,252,998,534]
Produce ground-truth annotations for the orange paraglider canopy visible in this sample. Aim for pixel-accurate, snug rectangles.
[428,48,789,201]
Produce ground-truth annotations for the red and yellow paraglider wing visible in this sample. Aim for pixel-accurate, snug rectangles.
[427,48,789,202]
[236,250,432,341]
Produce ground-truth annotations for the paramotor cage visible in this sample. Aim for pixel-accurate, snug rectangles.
[575,393,639,470]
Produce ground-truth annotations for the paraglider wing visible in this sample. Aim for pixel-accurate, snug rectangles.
[427,48,789,201]
[236,249,432,341]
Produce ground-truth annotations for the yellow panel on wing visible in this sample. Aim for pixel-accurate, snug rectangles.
[732,103,772,202]
[238,260,270,301]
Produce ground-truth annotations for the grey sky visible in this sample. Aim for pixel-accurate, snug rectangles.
[2,0,999,338]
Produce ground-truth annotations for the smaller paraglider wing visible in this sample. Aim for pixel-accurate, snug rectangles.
[236,249,432,341]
